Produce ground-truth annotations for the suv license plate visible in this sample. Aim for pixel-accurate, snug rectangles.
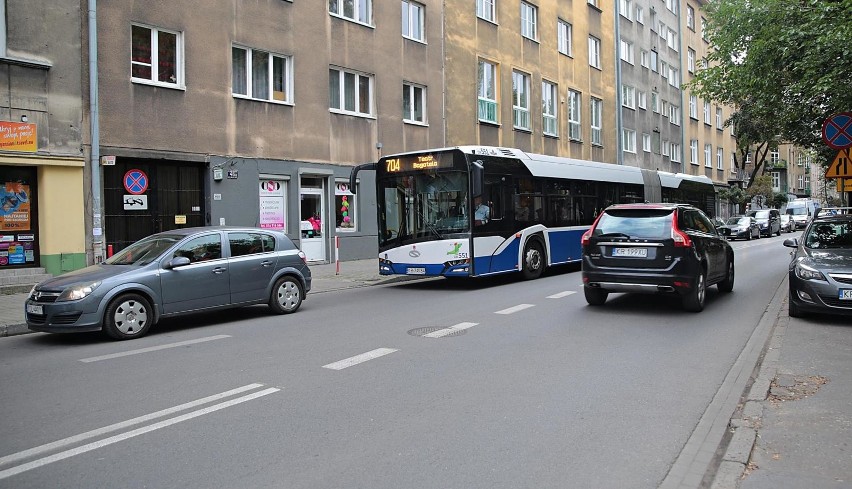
[407,267,426,275]
[613,247,648,258]
[839,289,852,300]
[26,304,43,314]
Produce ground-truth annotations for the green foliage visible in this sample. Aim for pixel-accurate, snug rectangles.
[746,175,774,203]
[771,192,789,209]
[719,185,748,205]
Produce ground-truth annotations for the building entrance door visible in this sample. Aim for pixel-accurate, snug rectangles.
[299,177,325,262]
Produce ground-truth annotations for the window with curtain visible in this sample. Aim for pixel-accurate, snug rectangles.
[232,46,291,103]
[329,67,373,116]
[403,82,426,123]
[131,24,182,86]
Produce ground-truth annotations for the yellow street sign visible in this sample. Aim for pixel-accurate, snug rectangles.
[837,178,852,192]
[826,148,852,178]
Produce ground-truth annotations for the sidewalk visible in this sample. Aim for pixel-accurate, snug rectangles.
[0,258,401,337]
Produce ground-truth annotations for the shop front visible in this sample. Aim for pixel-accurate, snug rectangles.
[0,165,38,268]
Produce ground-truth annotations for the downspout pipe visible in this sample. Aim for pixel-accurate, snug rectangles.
[614,2,623,165]
[88,0,103,262]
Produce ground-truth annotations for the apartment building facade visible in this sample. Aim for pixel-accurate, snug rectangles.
[0,0,86,275]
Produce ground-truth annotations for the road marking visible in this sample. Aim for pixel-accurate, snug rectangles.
[495,304,535,315]
[322,348,398,370]
[423,322,479,338]
[547,291,576,299]
[0,387,279,480]
[79,335,231,363]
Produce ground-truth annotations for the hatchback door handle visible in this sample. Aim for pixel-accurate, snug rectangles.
[212,267,227,274]
[260,260,273,267]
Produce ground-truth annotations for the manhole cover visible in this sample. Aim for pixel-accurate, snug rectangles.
[408,326,467,337]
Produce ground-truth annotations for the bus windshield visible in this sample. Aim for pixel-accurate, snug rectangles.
[378,170,469,247]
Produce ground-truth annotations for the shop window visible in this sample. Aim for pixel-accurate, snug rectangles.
[336,181,356,232]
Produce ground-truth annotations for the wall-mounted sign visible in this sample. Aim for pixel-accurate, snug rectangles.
[101,155,116,166]
[0,121,37,153]
[227,169,239,179]
[175,215,187,224]
[123,169,149,195]
[123,194,148,210]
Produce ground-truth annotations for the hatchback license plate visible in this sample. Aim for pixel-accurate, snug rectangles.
[839,289,852,300]
[613,247,648,257]
[26,304,43,315]
[407,267,426,275]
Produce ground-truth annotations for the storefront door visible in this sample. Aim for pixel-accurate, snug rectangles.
[299,177,325,262]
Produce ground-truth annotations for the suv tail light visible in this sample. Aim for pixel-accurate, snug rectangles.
[581,213,605,246]
[671,211,692,248]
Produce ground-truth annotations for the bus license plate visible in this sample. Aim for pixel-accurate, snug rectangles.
[613,247,647,258]
[26,304,43,315]
[839,289,852,300]
[407,267,426,275]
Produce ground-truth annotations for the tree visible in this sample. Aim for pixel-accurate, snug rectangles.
[746,175,774,208]
[688,0,852,180]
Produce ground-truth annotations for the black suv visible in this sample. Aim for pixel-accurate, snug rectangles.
[746,208,781,237]
[581,203,735,312]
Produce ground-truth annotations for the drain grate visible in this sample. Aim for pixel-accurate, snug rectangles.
[408,326,467,337]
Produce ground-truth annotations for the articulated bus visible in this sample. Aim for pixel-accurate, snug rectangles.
[350,146,716,280]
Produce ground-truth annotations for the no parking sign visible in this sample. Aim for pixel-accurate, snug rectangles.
[123,169,149,195]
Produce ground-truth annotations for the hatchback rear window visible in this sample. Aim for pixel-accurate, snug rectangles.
[594,210,674,239]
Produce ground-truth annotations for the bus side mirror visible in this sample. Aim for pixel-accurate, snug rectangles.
[471,160,484,198]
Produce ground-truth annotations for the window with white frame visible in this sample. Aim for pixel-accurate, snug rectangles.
[637,90,646,110]
[402,0,425,42]
[687,5,695,30]
[520,2,538,41]
[636,6,644,24]
[746,152,752,164]
[667,28,678,51]
[622,129,636,153]
[666,0,678,14]
[704,144,712,167]
[717,148,724,170]
[731,153,736,172]
[798,175,804,189]
[558,19,572,56]
[701,17,707,40]
[687,48,695,73]
[661,61,668,79]
[669,105,680,125]
[588,0,599,8]
[669,68,679,88]
[703,101,711,124]
[403,82,426,123]
[770,171,780,190]
[131,24,182,87]
[651,91,659,113]
[542,80,558,137]
[662,100,669,116]
[671,143,681,163]
[770,150,779,164]
[642,133,651,152]
[662,139,670,157]
[650,50,658,72]
[335,181,357,231]
[512,71,531,130]
[640,50,649,68]
[329,0,372,25]
[590,97,602,145]
[478,59,498,123]
[690,140,698,164]
[620,39,634,64]
[689,95,697,119]
[232,46,291,103]
[329,67,373,116]
[716,107,723,129]
[588,36,601,69]
[568,90,582,140]
[805,175,810,189]
[621,84,636,109]
[659,22,666,40]
[619,0,632,20]
[650,8,657,32]
[477,0,496,22]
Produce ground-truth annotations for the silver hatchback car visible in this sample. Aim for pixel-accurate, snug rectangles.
[25,227,311,340]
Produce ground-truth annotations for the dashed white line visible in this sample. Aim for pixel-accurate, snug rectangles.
[323,348,398,370]
[423,322,479,338]
[79,335,231,363]
[495,304,535,315]
[547,291,577,299]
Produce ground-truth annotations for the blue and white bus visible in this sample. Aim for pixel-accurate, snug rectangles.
[350,146,716,280]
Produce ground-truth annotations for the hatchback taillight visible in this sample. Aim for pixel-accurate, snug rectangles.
[298,251,307,264]
[671,211,692,248]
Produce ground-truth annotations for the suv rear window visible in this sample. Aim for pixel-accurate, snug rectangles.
[594,209,674,239]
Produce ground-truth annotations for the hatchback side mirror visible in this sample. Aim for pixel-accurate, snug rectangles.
[782,238,798,248]
[166,256,191,268]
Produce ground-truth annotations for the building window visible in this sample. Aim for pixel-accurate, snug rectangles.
[588,0,599,8]
[705,144,712,167]
[621,84,636,109]
[259,179,288,232]
[716,108,724,129]
[590,97,602,145]
[619,0,632,20]
[671,143,681,163]
[662,139,670,157]
[478,59,498,123]
[131,24,182,87]
[568,90,582,140]
[620,39,634,64]
[669,105,680,126]
[687,48,695,73]
[642,133,651,152]
[701,17,707,40]
[717,148,724,170]
[336,181,357,231]
[640,50,649,68]
[512,71,531,130]
[402,0,425,42]
[477,0,496,22]
[798,175,804,189]
[588,36,601,69]
[688,95,697,119]
[520,2,538,40]
[690,140,698,164]
[329,0,372,25]
[703,101,711,124]
[650,49,658,73]
[667,28,678,52]
[232,46,291,103]
[687,5,695,30]
[329,67,373,116]
[542,80,558,137]
[403,82,426,124]
[668,68,679,88]
[651,91,659,113]
[622,129,636,153]
[636,6,644,24]
[558,19,572,56]
[637,91,646,110]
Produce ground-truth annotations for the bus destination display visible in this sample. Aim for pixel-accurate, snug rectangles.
[384,154,454,173]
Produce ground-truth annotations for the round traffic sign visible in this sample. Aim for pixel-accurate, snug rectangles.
[822,112,852,150]
[123,169,149,195]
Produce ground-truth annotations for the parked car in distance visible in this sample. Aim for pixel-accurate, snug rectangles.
[780,214,794,233]
[783,207,852,318]
[25,227,311,340]
[581,203,735,312]
[747,208,782,237]
[718,215,761,240]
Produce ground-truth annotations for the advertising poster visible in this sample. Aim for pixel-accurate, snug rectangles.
[259,180,285,230]
[0,182,31,231]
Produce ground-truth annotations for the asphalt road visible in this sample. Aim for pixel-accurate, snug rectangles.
[0,234,795,489]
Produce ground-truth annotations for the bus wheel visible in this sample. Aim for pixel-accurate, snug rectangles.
[522,240,545,280]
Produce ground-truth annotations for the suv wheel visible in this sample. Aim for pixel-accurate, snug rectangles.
[718,258,734,293]
[584,286,608,306]
[682,271,706,312]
